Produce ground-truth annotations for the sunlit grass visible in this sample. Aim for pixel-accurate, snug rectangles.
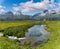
[0,20,40,30]
[0,20,60,49]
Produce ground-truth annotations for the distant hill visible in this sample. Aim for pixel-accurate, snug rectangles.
[0,10,60,20]
[32,10,60,20]
[0,11,31,20]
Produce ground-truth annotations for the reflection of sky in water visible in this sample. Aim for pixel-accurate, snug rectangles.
[28,25,46,31]
[25,25,50,42]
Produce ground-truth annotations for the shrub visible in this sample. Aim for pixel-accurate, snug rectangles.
[3,24,34,37]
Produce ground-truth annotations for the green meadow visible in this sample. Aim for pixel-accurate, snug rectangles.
[0,20,60,49]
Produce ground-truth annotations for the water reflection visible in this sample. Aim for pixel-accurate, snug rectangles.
[25,25,50,46]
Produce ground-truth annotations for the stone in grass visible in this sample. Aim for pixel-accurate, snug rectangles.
[0,33,3,37]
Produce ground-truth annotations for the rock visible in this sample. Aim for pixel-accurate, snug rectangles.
[8,36,17,40]
[17,37,26,41]
[0,33,3,37]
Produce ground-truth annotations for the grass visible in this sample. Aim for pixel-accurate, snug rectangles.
[0,37,21,49]
[32,21,60,49]
[0,20,41,30]
[0,20,60,49]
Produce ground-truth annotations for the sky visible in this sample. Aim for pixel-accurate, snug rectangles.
[0,0,60,15]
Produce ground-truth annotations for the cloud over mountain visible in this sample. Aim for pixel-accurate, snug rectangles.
[13,0,56,15]
[0,0,60,15]
[0,5,6,14]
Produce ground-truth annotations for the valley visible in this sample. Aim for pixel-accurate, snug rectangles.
[0,20,60,49]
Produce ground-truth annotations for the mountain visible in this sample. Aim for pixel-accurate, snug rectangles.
[5,11,14,20]
[0,10,60,20]
[32,10,60,20]
[0,11,14,20]
[32,13,41,18]
[0,11,31,20]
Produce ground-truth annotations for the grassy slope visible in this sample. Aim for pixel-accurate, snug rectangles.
[0,37,21,49]
[0,20,60,49]
[0,20,41,30]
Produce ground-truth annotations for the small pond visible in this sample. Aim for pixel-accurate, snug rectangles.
[25,25,50,46]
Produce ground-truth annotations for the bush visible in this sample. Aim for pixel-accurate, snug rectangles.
[3,24,34,37]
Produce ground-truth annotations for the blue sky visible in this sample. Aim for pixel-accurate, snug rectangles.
[0,0,60,15]
[1,0,42,11]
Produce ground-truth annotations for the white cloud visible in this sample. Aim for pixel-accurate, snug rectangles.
[53,8,60,14]
[0,9,6,14]
[40,13,46,16]
[0,5,6,14]
[0,5,5,9]
[50,2,60,14]
[13,0,58,15]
